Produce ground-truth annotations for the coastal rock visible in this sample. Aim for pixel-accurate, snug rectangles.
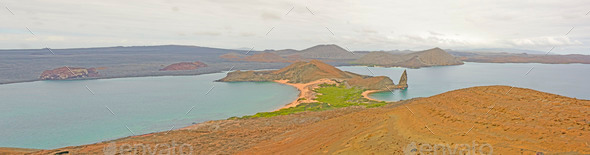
[346,76,395,90]
[39,67,99,80]
[397,70,408,88]
[160,61,207,71]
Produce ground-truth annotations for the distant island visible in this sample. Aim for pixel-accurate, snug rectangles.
[458,53,590,64]
[218,60,407,109]
[353,47,464,68]
[39,67,99,80]
[159,61,208,71]
[1,44,588,85]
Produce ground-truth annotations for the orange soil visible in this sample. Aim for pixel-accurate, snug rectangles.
[0,147,40,155]
[240,86,590,154]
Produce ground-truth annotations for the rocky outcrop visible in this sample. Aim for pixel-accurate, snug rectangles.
[40,67,99,80]
[160,61,207,71]
[397,70,408,88]
[218,60,407,90]
[354,47,464,68]
[346,76,395,90]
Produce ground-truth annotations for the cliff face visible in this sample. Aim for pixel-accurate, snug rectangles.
[40,67,99,80]
[160,61,207,71]
[219,60,407,90]
[354,48,464,68]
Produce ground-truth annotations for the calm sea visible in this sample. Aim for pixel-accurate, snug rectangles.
[0,73,298,149]
[339,62,590,101]
[0,62,588,149]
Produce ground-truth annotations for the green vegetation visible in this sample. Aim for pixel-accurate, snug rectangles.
[230,84,389,119]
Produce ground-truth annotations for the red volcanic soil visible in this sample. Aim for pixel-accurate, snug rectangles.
[159,61,207,71]
[39,67,99,80]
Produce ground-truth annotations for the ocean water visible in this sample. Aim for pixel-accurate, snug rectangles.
[0,73,298,149]
[1,62,588,149]
[339,62,590,101]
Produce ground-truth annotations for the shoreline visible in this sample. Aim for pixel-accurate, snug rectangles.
[272,79,339,110]
[273,79,389,111]
[0,70,230,85]
[361,89,385,101]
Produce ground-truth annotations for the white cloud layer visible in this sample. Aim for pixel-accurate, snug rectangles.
[1,0,589,54]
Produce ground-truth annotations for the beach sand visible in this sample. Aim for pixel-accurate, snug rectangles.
[273,79,338,110]
[361,89,383,101]
[274,79,387,111]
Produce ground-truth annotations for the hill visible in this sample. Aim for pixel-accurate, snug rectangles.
[218,60,406,90]
[218,52,245,61]
[159,61,207,71]
[354,48,464,68]
[28,86,589,154]
[219,45,360,63]
[286,44,360,60]
[238,52,292,63]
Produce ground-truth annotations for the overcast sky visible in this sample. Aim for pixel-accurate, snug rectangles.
[1,0,589,54]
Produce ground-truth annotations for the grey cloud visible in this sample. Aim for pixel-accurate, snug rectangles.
[261,12,282,21]
[0,0,589,54]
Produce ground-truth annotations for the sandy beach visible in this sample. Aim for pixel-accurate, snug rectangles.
[361,89,383,101]
[273,79,338,110]
[274,79,389,110]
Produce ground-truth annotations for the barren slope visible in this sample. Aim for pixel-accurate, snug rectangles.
[242,86,589,154]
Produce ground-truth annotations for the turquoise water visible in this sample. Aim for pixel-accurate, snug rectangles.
[339,62,590,101]
[0,73,298,149]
